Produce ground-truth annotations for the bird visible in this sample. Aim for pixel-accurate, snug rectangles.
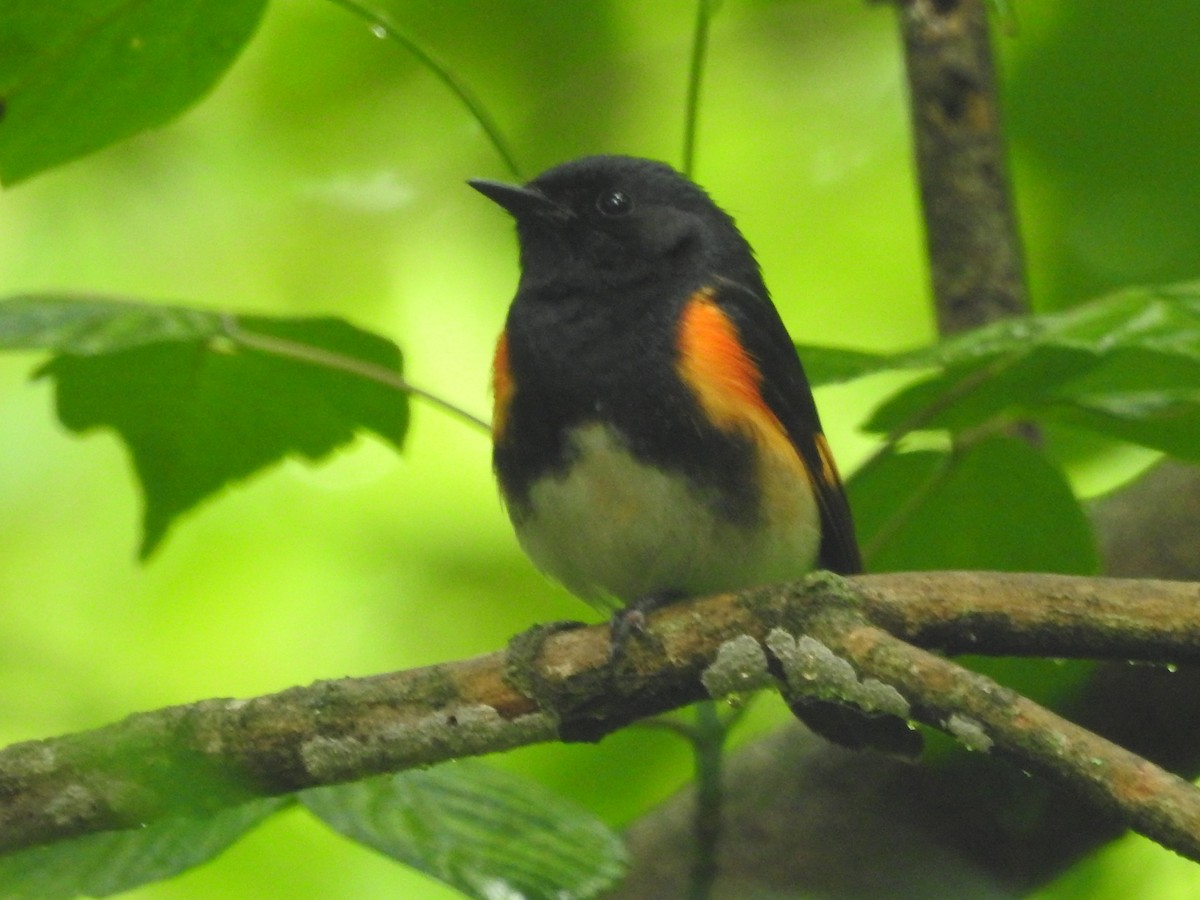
[470,155,910,751]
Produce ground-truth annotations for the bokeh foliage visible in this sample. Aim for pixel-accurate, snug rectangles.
[2,1,1200,897]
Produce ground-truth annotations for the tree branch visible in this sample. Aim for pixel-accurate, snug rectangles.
[2,572,1199,862]
[856,571,1200,661]
[802,610,1200,862]
[895,0,1029,333]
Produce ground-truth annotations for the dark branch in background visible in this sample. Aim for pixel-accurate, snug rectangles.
[2,572,1200,862]
[1091,461,1200,581]
[896,0,1029,333]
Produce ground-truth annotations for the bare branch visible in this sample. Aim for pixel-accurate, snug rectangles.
[856,570,1200,661]
[895,0,1029,333]
[2,572,1200,863]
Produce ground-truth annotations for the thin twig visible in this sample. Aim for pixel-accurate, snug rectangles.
[681,0,717,178]
[324,0,522,180]
[220,315,490,433]
[680,7,723,895]
[860,448,955,566]
[688,701,726,900]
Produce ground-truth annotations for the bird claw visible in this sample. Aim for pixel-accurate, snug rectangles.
[608,592,682,662]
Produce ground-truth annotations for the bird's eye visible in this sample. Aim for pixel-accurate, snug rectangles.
[595,189,633,217]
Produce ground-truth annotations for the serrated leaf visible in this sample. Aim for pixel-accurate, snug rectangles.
[848,435,1098,574]
[0,797,287,899]
[0,294,408,556]
[0,0,267,184]
[301,763,628,900]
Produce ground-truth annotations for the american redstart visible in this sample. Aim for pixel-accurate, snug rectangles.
[470,156,915,752]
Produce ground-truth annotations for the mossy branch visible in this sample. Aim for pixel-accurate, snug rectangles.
[2,572,1199,863]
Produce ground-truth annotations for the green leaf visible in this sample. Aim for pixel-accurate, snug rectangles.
[1053,388,1200,460]
[802,282,1200,459]
[794,344,894,386]
[301,763,628,900]
[849,435,1098,574]
[0,293,221,352]
[864,344,1098,433]
[1038,347,1200,460]
[0,294,408,556]
[0,797,287,898]
[0,0,267,184]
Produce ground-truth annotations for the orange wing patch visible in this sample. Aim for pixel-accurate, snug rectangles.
[676,290,805,477]
[813,432,843,492]
[492,331,515,442]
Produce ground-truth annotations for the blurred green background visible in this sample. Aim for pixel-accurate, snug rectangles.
[2,1,1199,896]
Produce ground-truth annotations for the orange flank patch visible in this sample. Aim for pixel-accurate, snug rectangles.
[676,290,804,475]
[492,331,514,442]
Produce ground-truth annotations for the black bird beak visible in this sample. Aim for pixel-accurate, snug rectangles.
[468,178,569,221]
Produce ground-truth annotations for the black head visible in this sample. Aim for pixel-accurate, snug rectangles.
[469,155,766,297]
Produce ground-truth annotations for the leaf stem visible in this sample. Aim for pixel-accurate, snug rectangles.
[681,0,717,178]
[688,700,727,900]
[681,7,728,894]
[324,0,522,180]
[859,447,956,567]
[851,352,1023,482]
[220,316,490,434]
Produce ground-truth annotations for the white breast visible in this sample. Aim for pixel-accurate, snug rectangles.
[509,422,821,610]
